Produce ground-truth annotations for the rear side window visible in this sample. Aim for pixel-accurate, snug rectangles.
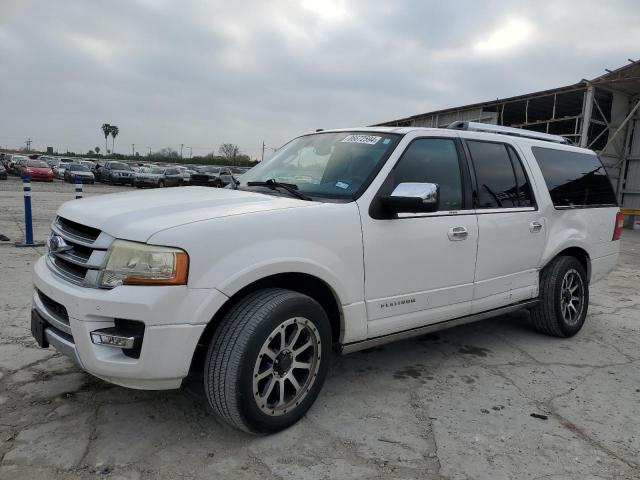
[467,141,533,209]
[531,147,617,207]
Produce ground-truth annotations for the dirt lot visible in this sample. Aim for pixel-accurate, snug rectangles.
[1,175,639,480]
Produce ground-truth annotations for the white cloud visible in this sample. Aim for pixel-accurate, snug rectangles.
[0,0,637,156]
[474,18,535,54]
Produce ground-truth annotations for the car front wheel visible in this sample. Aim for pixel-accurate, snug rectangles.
[531,256,589,337]
[204,288,331,434]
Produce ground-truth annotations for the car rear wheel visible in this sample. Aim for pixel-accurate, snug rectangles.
[158,180,165,188]
[531,256,589,337]
[204,288,331,434]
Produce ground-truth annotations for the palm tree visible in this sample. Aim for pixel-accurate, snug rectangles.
[101,124,111,154]
[110,125,119,154]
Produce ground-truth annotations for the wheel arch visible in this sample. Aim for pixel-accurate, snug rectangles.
[543,246,591,283]
[189,272,343,373]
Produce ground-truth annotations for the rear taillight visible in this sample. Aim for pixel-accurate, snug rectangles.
[612,211,624,241]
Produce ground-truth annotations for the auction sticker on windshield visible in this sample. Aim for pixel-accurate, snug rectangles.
[341,134,381,145]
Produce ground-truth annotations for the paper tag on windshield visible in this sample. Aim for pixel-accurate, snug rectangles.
[341,134,381,145]
[335,181,349,189]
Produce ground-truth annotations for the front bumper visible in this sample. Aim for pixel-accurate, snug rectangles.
[135,179,160,187]
[32,256,227,389]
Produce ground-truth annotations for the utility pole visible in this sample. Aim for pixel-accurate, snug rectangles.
[25,138,32,152]
[147,146,151,156]
[261,141,265,162]
[131,144,135,156]
[180,144,184,159]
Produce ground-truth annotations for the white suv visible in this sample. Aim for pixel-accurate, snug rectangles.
[32,123,622,433]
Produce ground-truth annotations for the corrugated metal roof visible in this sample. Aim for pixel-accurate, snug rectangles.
[375,59,640,127]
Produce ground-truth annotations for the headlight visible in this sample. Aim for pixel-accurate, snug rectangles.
[100,240,189,287]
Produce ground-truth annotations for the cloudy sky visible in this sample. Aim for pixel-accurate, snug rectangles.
[1,0,639,158]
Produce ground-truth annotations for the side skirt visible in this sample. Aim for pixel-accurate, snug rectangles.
[340,299,538,354]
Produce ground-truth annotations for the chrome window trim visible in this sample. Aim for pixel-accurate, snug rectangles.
[394,206,535,219]
[475,206,536,214]
[396,209,476,219]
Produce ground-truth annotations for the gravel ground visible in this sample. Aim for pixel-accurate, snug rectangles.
[1,175,639,480]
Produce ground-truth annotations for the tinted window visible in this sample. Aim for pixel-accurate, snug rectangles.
[532,147,616,207]
[392,138,463,211]
[69,164,89,171]
[468,141,526,209]
[507,145,533,207]
[27,160,49,168]
[109,162,130,170]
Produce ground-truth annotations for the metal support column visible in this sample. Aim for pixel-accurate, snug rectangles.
[580,85,595,147]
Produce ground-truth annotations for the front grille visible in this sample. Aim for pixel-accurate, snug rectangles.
[190,174,210,183]
[37,290,69,323]
[56,217,101,243]
[47,216,114,288]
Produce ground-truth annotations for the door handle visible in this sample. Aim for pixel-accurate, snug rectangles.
[530,221,543,233]
[448,226,468,241]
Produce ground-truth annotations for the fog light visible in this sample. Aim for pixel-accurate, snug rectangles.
[90,328,137,349]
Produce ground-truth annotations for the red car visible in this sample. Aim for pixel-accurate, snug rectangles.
[21,159,54,182]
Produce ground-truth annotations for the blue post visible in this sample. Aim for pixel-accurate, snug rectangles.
[75,176,83,199]
[15,175,45,247]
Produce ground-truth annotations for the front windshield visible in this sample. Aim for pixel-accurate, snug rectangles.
[69,164,89,171]
[27,160,49,168]
[110,162,131,171]
[239,131,400,199]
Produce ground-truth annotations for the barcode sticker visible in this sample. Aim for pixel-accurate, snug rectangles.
[341,134,382,145]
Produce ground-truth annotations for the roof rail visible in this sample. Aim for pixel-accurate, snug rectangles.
[447,121,569,144]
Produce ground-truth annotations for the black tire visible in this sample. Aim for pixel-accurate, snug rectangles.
[531,256,589,337]
[158,180,165,188]
[204,288,331,434]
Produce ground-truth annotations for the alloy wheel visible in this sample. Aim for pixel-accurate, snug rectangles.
[560,268,584,326]
[252,317,321,416]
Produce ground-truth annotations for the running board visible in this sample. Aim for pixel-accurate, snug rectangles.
[340,299,539,354]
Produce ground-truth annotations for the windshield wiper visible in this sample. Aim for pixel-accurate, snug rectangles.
[246,179,312,201]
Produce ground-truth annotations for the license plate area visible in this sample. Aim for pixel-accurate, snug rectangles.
[31,309,49,348]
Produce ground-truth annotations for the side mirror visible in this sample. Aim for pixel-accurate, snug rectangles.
[380,182,439,214]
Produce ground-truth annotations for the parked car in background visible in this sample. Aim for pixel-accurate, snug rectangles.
[100,161,135,185]
[40,156,57,167]
[0,163,7,180]
[134,166,183,188]
[10,155,29,175]
[20,159,53,182]
[64,163,95,184]
[190,166,233,187]
[53,158,74,179]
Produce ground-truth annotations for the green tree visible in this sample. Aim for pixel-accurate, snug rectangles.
[110,125,119,154]
[95,146,100,155]
[101,124,111,154]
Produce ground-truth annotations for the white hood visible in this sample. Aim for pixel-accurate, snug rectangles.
[56,187,314,242]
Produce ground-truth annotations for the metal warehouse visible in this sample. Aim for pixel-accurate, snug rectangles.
[375,60,640,209]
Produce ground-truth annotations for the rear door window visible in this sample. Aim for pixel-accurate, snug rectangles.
[467,140,533,209]
[531,146,617,207]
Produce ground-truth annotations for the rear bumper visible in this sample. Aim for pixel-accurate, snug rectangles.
[32,255,228,390]
[590,252,619,284]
